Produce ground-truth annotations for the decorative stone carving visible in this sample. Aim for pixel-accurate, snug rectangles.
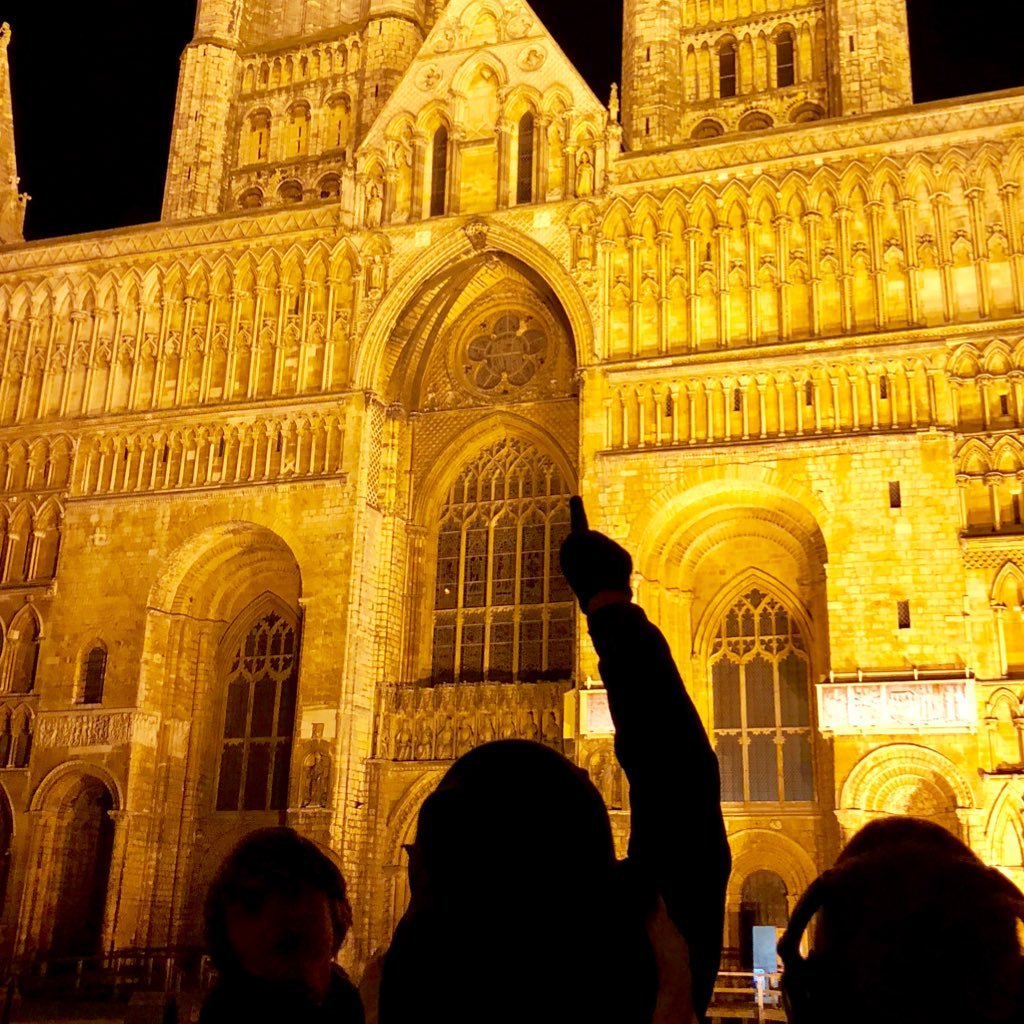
[301,724,331,809]
[380,682,569,763]
[38,711,160,749]
[818,674,976,734]
[463,219,489,253]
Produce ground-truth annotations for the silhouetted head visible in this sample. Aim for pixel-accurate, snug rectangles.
[205,828,352,984]
[381,741,657,1024]
[780,817,1024,1024]
[407,740,616,915]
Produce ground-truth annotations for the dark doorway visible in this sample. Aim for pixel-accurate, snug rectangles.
[739,869,788,969]
[50,777,115,959]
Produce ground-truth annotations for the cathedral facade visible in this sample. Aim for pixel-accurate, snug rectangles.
[0,0,1020,973]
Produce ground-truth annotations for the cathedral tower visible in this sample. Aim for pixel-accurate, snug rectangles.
[163,0,431,222]
[0,23,27,245]
[826,0,912,117]
[622,0,912,151]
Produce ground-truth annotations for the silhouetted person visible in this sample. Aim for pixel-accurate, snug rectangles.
[201,828,364,1024]
[378,497,730,1024]
[779,816,1024,1024]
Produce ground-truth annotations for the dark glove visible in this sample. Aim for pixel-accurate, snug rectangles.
[559,496,633,613]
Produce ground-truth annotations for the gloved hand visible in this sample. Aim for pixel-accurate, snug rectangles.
[559,496,633,614]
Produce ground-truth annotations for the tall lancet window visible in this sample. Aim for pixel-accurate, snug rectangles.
[776,31,796,88]
[719,41,738,98]
[516,112,536,205]
[431,439,574,684]
[430,125,449,218]
[216,609,299,812]
[711,589,814,803]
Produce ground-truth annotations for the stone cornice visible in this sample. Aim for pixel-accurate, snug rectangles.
[614,88,1024,188]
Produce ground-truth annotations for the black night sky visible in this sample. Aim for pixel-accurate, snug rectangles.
[4,0,1024,241]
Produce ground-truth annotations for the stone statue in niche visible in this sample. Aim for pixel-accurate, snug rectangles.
[575,150,595,198]
[479,715,496,744]
[366,184,384,228]
[396,728,414,761]
[524,710,540,743]
[415,722,434,761]
[578,230,595,265]
[301,722,331,808]
[368,255,386,294]
[609,83,620,124]
[500,712,517,740]
[542,710,561,750]
[456,716,474,755]
[436,716,455,760]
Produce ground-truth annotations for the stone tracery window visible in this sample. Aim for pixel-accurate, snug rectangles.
[465,313,548,394]
[431,439,574,684]
[216,610,299,812]
[711,589,814,803]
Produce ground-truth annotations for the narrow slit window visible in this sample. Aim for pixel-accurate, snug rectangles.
[516,112,535,205]
[1001,393,1011,416]
[430,125,449,218]
[733,388,743,413]
[804,380,814,407]
[879,375,890,401]
[897,601,911,630]
[1013,494,1022,526]
[889,481,902,509]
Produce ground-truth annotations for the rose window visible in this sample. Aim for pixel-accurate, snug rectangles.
[465,314,548,393]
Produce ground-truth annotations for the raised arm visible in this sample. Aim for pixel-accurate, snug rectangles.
[561,497,731,1019]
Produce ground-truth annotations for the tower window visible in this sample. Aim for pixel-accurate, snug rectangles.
[430,125,449,218]
[879,375,889,400]
[646,47,651,62]
[897,601,912,630]
[1001,393,1011,416]
[719,42,737,98]
[1014,494,1022,526]
[80,644,107,705]
[804,380,814,406]
[516,112,535,205]
[776,31,795,88]
[733,388,742,413]
[889,481,902,509]
[711,589,814,803]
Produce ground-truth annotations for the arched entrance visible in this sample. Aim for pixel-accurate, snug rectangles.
[26,770,118,959]
[738,869,788,968]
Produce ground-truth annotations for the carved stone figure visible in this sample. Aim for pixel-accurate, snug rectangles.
[456,717,474,756]
[415,722,434,760]
[396,728,414,761]
[366,184,384,228]
[436,716,455,760]
[302,748,331,808]
[575,150,595,197]
[542,710,561,750]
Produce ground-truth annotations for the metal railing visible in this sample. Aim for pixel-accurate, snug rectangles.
[0,947,214,1014]
[711,970,786,1021]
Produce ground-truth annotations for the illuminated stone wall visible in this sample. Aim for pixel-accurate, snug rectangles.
[0,0,1021,974]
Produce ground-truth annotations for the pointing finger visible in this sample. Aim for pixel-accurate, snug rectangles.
[569,496,589,534]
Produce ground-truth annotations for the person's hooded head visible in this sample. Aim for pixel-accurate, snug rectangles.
[379,740,659,1024]
[780,817,1024,1024]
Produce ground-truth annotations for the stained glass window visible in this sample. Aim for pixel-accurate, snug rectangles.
[216,611,299,812]
[710,589,814,803]
[431,439,574,683]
